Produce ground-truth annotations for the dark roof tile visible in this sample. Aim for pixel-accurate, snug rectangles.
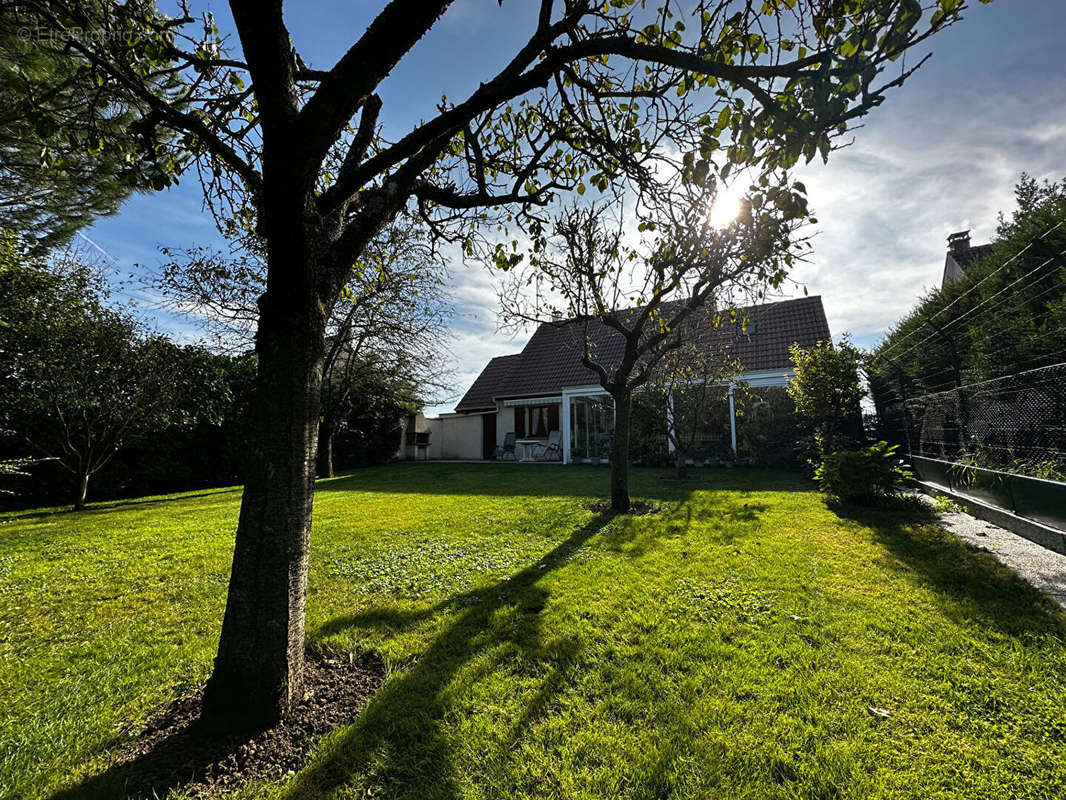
[953,243,994,270]
[454,353,521,412]
[460,296,831,405]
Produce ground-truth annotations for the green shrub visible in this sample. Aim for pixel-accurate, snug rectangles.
[814,441,913,504]
[787,337,865,470]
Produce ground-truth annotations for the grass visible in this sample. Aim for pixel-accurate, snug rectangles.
[2,464,1066,799]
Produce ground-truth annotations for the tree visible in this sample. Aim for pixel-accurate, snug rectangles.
[0,3,176,249]
[8,0,969,729]
[787,337,864,464]
[155,218,452,478]
[319,342,440,479]
[327,361,421,472]
[870,173,1066,394]
[0,250,213,508]
[502,191,806,510]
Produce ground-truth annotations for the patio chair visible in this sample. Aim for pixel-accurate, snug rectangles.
[494,432,517,461]
[534,430,562,461]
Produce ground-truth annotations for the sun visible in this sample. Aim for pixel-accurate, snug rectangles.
[708,185,742,228]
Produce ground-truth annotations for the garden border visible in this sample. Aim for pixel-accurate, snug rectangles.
[917,480,1066,557]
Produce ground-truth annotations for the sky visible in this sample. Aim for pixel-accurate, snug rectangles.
[83,0,1066,416]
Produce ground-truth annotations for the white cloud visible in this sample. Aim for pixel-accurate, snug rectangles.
[786,80,1066,350]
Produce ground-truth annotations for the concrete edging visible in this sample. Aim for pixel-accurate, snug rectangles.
[918,481,1066,556]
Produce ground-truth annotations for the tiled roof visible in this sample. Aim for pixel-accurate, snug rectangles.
[454,353,521,412]
[953,243,994,271]
[461,296,831,404]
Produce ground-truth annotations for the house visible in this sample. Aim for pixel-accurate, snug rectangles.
[941,230,993,288]
[427,295,831,463]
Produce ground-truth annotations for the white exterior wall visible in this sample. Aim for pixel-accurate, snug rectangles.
[425,418,443,460]
[438,413,485,460]
[496,404,514,446]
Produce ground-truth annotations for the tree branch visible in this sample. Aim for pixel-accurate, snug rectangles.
[294,0,457,175]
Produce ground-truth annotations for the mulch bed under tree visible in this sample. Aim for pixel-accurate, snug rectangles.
[69,651,385,799]
[586,500,661,516]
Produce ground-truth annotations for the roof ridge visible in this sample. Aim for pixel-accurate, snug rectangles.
[530,294,824,329]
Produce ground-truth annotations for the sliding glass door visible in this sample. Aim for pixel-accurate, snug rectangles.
[568,394,614,463]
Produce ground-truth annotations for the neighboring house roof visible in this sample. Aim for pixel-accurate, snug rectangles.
[455,296,830,411]
[454,353,521,412]
[941,231,993,288]
[951,243,994,270]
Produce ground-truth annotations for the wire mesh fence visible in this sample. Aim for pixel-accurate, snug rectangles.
[868,219,1066,532]
[874,362,1066,479]
[869,220,1066,481]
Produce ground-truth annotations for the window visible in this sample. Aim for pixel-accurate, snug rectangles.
[518,404,558,437]
[531,406,546,437]
[735,321,757,337]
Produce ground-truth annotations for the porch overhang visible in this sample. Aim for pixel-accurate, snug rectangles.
[501,396,563,407]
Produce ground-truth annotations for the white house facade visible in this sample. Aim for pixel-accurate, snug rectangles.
[416,296,830,463]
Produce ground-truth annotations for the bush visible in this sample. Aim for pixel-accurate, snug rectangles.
[814,441,913,504]
[788,338,865,467]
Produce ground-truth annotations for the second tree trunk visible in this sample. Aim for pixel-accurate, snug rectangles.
[609,389,632,512]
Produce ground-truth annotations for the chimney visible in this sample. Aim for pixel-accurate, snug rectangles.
[947,230,971,255]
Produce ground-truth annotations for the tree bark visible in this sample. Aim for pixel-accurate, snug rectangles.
[74,470,89,511]
[320,421,335,479]
[201,218,328,732]
[675,451,686,480]
[609,388,632,512]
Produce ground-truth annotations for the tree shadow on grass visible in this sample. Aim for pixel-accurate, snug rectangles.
[51,512,616,800]
[830,498,1066,637]
[1,488,242,523]
[597,494,770,559]
[279,512,617,799]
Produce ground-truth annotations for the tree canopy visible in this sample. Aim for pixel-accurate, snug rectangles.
[788,336,864,462]
[0,2,177,248]
[870,174,1066,394]
[0,243,224,508]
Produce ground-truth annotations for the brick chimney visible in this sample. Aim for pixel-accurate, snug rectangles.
[947,230,971,255]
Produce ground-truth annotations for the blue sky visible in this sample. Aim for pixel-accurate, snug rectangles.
[83,0,1066,416]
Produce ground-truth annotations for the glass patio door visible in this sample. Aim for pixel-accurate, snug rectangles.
[568,394,614,463]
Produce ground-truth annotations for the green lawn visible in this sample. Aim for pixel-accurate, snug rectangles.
[3,464,1066,799]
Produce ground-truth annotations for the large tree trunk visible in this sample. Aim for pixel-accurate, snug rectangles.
[201,225,328,732]
[73,470,89,511]
[609,388,632,512]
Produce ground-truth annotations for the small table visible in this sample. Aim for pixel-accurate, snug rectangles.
[515,438,546,462]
